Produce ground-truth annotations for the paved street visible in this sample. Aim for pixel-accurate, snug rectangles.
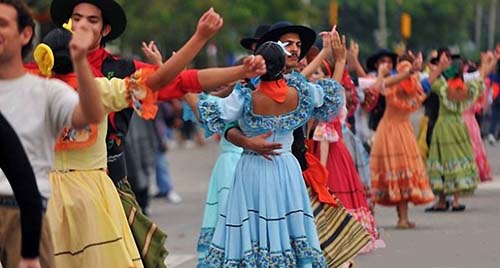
[149,138,500,268]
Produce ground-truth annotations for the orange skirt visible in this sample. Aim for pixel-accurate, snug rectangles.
[370,113,435,206]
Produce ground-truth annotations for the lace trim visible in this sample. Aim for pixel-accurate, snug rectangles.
[200,237,327,268]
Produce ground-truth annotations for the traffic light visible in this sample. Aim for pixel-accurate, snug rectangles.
[401,12,411,39]
[329,0,339,27]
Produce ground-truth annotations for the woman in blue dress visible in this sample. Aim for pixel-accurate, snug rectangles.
[197,42,344,267]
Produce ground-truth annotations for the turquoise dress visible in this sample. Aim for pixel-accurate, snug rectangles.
[197,72,343,267]
[197,136,243,261]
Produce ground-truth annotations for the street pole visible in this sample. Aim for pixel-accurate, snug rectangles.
[376,0,388,48]
[475,3,483,50]
[488,0,498,50]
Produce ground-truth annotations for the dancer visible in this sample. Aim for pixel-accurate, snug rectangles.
[426,49,498,212]
[369,55,435,228]
[226,22,371,267]
[197,40,345,267]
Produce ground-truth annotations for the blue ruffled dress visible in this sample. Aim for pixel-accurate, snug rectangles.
[197,72,344,267]
[198,136,243,261]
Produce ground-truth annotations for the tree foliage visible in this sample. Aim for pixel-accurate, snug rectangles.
[28,0,499,66]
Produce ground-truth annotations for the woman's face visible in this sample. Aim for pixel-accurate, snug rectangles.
[309,67,326,83]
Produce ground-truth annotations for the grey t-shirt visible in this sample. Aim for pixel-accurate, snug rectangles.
[0,73,78,198]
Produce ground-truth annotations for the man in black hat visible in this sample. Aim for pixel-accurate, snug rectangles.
[226,21,345,165]
[240,24,270,51]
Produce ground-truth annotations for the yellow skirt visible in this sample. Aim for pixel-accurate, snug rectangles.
[47,170,144,268]
[417,115,429,162]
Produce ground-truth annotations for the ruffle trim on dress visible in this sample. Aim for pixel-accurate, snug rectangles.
[371,169,435,205]
[242,72,315,132]
[435,77,483,113]
[199,237,327,268]
[198,93,226,137]
[313,79,344,121]
[385,82,426,112]
[197,228,215,258]
[125,68,159,120]
[346,207,384,254]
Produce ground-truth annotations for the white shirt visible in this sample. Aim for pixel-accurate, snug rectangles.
[0,73,78,198]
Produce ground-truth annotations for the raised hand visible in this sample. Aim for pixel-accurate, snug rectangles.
[349,39,360,59]
[242,55,266,78]
[319,25,336,58]
[331,29,347,62]
[408,50,423,72]
[437,52,451,73]
[195,7,223,41]
[480,51,497,78]
[69,24,93,62]
[377,63,391,78]
[141,41,163,65]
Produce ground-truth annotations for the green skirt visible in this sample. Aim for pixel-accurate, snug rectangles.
[117,178,168,268]
[427,115,479,195]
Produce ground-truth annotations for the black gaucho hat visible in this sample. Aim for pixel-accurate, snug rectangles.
[366,49,398,72]
[256,21,316,60]
[240,24,271,51]
[50,0,126,43]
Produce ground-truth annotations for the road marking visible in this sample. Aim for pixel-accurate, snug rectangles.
[165,254,196,268]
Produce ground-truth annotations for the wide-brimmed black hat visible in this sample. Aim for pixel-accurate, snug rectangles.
[429,47,461,65]
[240,24,271,51]
[50,0,127,43]
[366,49,397,72]
[256,21,316,60]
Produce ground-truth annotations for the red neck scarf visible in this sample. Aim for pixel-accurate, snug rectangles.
[87,48,110,77]
[257,79,289,103]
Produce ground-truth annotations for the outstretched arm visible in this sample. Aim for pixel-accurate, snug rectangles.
[146,8,223,91]
[197,55,266,91]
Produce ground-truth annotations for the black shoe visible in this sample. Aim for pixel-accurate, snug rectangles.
[425,205,449,212]
[451,204,466,212]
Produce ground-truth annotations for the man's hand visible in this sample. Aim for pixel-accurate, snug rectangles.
[480,51,497,79]
[18,258,41,268]
[377,63,391,78]
[348,39,360,59]
[195,7,223,41]
[242,55,266,78]
[141,41,163,66]
[69,25,93,63]
[436,52,451,73]
[245,132,282,160]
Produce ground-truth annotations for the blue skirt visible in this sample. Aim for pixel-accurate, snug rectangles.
[199,152,326,267]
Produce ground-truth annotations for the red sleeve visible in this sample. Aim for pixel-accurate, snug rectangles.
[157,69,202,101]
[133,60,156,70]
[133,60,202,101]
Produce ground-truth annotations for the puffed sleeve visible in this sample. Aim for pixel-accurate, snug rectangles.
[310,78,345,121]
[95,68,158,119]
[197,83,246,137]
